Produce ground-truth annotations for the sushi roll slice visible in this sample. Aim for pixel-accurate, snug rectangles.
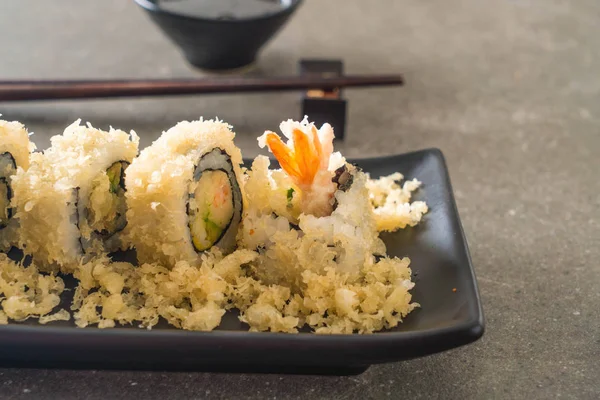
[0,120,35,251]
[11,121,139,272]
[125,119,244,267]
[239,118,387,287]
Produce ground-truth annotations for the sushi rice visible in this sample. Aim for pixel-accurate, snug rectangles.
[0,117,428,334]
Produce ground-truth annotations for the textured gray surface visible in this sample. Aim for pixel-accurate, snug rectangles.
[0,0,599,399]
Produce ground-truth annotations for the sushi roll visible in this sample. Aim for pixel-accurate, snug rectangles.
[125,119,244,267]
[234,118,423,333]
[11,121,139,272]
[0,120,35,251]
[240,118,386,286]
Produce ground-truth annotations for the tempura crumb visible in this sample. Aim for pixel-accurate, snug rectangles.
[366,173,428,232]
[0,253,66,322]
[39,309,71,324]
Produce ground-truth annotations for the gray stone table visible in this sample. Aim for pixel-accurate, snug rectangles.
[0,0,598,398]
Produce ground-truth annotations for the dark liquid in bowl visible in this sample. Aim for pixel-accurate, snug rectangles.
[157,0,291,20]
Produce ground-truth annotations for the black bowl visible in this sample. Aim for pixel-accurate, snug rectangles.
[134,0,303,71]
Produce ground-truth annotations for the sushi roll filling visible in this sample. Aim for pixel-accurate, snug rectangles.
[187,148,243,254]
[86,161,128,238]
[188,169,234,251]
[0,179,13,228]
[0,152,17,229]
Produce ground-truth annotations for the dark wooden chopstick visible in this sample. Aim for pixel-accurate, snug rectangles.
[0,75,403,102]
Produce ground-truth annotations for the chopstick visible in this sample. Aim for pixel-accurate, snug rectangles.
[0,75,403,102]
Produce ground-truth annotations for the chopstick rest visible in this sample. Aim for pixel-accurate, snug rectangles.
[300,59,347,140]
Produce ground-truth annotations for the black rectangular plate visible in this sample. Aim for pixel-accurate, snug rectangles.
[0,148,484,374]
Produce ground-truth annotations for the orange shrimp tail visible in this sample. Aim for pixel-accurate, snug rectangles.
[311,125,323,162]
[292,128,320,186]
[265,132,301,179]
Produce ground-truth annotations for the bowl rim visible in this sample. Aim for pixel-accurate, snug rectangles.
[133,0,304,24]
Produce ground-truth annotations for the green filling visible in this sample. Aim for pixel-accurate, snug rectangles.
[286,187,295,202]
[0,182,9,226]
[0,153,16,228]
[87,161,128,237]
[189,170,234,252]
[286,187,295,208]
[204,216,223,246]
[106,162,123,194]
